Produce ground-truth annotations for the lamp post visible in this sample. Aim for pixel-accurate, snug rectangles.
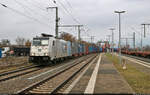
[114,11,126,64]
[109,28,115,54]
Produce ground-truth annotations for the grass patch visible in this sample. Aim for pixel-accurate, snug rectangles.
[105,53,150,94]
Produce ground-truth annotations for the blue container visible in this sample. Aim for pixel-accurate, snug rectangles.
[99,47,103,52]
[0,48,2,58]
[78,44,81,54]
[88,45,93,53]
[67,41,72,56]
[71,42,78,56]
[77,43,83,55]
[81,44,84,54]
[114,48,118,52]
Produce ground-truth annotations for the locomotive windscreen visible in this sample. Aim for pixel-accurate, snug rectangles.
[33,38,49,46]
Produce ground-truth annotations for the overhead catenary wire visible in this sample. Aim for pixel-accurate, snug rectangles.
[56,0,92,37]
[25,0,48,12]
[13,0,51,22]
[51,0,80,24]
[52,0,91,31]
[13,0,31,15]
[50,0,92,41]
[0,3,50,27]
[64,0,74,11]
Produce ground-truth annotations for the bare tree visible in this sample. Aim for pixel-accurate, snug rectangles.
[60,32,77,42]
[15,36,26,46]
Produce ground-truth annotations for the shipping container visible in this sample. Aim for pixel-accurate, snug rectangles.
[99,47,103,52]
[0,48,2,58]
[85,45,89,54]
[94,46,99,53]
[83,44,86,55]
[67,41,72,56]
[81,44,85,55]
[89,45,94,53]
[114,48,118,52]
[72,42,78,57]
[78,44,82,56]
[13,47,30,56]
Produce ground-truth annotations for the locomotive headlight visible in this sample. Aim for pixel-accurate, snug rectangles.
[31,53,35,56]
[45,53,48,56]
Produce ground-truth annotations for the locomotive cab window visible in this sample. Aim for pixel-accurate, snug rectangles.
[33,40,41,46]
[41,40,48,46]
[32,38,49,46]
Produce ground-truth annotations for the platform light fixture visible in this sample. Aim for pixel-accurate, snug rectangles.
[114,10,126,64]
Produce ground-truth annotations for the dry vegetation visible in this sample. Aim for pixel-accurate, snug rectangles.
[0,56,28,67]
[106,53,150,94]
[0,56,30,73]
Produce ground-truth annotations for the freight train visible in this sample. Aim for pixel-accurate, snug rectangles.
[122,50,150,58]
[29,34,101,63]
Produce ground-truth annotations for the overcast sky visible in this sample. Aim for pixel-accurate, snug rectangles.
[0,0,150,48]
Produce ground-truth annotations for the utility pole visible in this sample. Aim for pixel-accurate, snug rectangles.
[121,34,135,50]
[58,25,83,41]
[114,10,126,64]
[121,38,128,48]
[78,26,81,41]
[141,26,143,51]
[133,32,135,50]
[125,38,128,48]
[110,28,115,53]
[47,7,59,38]
[90,36,95,43]
[141,23,150,37]
[107,35,111,44]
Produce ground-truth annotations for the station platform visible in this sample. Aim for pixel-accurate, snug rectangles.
[94,55,134,94]
[66,54,134,94]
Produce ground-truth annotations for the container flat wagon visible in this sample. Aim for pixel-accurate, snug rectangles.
[13,47,30,56]
[0,48,2,58]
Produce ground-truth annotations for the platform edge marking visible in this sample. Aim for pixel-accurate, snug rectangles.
[84,54,101,94]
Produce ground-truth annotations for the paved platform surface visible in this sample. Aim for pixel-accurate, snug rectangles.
[94,55,134,94]
[68,54,134,94]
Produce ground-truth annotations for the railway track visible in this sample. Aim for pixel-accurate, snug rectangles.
[0,65,42,82]
[0,64,40,76]
[0,63,34,74]
[17,54,97,94]
[122,54,150,63]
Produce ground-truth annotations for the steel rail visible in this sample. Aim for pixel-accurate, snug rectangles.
[0,65,40,77]
[17,54,97,94]
[0,67,41,82]
[51,55,98,94]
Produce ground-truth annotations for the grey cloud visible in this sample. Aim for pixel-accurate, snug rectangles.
[0,0,150,47]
